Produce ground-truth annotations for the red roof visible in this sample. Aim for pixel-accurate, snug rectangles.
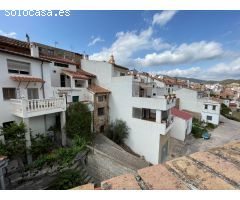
[62,69,89,80]
[88,84,111,94]
[40,55,78,65]
[78,69,96,78]
[10,75,45,83]
[171,107,192,120]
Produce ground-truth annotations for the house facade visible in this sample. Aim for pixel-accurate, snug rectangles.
[0,46,67,163]
[170,107,192,141]
[175,88,220,125]
[81,57,176,164]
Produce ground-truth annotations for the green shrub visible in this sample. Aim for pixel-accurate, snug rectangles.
[221,103,231,115]
[30,134,55,159]
[191,125,203,138]
[0,121,27,158]
[105,119,130,144]
[48,169,85,190]
[206,123,217,130]
[65,102,92,140]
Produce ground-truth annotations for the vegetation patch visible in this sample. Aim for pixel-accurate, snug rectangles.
[105,119,129,145]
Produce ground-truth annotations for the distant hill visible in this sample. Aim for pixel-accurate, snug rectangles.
[175,77,208,84]
[175,77,240,85]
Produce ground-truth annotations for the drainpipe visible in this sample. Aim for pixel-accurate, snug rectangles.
[40,61,45,98]
[40,61,47,133]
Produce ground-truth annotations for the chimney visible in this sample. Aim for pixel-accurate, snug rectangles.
[30,43,39,57]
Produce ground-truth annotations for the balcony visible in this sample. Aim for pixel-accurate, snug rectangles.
[10,97,66,118]
[132,96,176,111]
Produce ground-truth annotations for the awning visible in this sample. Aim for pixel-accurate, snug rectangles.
[10,75,45,83]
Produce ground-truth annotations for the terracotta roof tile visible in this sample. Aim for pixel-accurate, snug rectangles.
[101,174,141,190]
[40,55,78,65]
[0,35,29,48]
[77,140,240,190]
[10,75,45,83]
[62,69,89,79]
[138,164,188,190]
[0,48,50,62]
[77,69,96,78]
[88,84,111,94]
[171,107,192,120]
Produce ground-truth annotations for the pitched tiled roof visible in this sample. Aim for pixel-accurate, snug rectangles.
[75,140,240,190]
[62,69,89,79]
[0,35,29,48]
[88,84,111,94]
[10,75,45,83]
[0,48,50,62]
[78,69,96,78]
[40,55,78,65]
[171,107,192,120]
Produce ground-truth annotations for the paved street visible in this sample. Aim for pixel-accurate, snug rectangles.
[169,115,240,160]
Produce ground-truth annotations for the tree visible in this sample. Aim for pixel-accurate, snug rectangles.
[0,121,27,158]
[105,119,129,144]
[65,102,92,140]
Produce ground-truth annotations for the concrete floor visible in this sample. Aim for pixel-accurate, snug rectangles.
[169,115,240,160]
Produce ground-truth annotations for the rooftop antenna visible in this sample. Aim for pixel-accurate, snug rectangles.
[54,41,58,47]
[26,33,30,43]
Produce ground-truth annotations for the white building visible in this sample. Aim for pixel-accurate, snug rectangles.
[81,57,176,164]
[175,88,220,125]
[0,47,67,163]
[170,107,192,141]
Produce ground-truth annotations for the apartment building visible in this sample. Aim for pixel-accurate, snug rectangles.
[81,56,176,164]
[175,88,220,125]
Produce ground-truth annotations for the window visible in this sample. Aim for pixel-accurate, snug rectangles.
[72,96,79,102]
[120,72,125,76]
[98,107,104,116]
[47,49,54,57]
[207,115,212,121]
[98,95,106,102]
[75,80,84,88]
[88,79,92,85]
[204,104,208,109]
[54,62,69,68]
[60,74,66,87]
[212,105,216,110]
[27,88,39,100]
[100,125,105,133]
[2,88,16,100]
[7,59,30,75]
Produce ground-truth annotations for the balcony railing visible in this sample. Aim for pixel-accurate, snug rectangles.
[11,97,66,118]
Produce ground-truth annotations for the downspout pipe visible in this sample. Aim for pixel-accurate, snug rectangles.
[40,61,47,133]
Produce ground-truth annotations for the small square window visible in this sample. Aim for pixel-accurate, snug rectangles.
[212,105,216,110]
[207,115,212,121]
[98,107,104,116]
[98,95,105,102]
[2,88,16,100]
[204,105,208,109]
